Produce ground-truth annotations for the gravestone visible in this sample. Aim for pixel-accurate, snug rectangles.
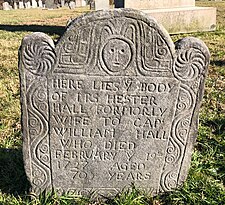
[25,1,31,9]
[61,0,64,7]
[95,0,109,10]
[19,9,210,196]
[14,2,18,9]
[3,2,11,10]
[19,1,24,8]
[38,0,43,7]
[45,0,54,8]
[32,0,37,8]
[69,1,75,9]
[116,0,216,34]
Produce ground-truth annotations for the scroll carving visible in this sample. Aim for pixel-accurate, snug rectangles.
[26,81,51,192]
[20,33,54,193]
[160,37,210,192]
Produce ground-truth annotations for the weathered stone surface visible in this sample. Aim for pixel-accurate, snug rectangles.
[19,9,210,196]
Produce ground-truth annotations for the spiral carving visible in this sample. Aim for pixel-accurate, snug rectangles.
[39,144,48,153]
[165,139,180,164]
[26,80,51,192]
[36,87,47,101]
[155,35,169,59]
[32,163,47,187]
[175,117,190,143]
[166,155,176,164]
[160,171,178,191]
[35,87,48,112]
[23,40,56,76]
[28,113,41,139]
[177,91,191,111]
[37,141,50,165]
[166,172,178,189]
[174,48,206,81]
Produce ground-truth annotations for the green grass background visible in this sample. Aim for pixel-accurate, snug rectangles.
[0,1,225,204]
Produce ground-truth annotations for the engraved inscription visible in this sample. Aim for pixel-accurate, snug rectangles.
[49,76,180,191]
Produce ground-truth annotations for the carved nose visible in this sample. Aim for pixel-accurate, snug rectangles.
[112,50,120,66]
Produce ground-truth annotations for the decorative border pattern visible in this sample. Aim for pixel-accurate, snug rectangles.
[160,38,209,192]
[20,33,56,193]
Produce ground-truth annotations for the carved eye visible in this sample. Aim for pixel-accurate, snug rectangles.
[120,49,125,54]
[110,48,114,53]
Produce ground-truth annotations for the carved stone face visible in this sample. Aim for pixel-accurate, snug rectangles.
[102,38,131,73]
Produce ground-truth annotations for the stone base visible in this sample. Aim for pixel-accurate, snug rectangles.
[142,7,216,34]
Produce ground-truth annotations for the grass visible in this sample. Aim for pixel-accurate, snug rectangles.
[0,1,225,204]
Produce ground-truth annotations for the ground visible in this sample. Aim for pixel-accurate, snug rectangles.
[0,1,225,205]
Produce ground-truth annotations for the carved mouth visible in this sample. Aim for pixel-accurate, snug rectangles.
[113,62,120,66]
